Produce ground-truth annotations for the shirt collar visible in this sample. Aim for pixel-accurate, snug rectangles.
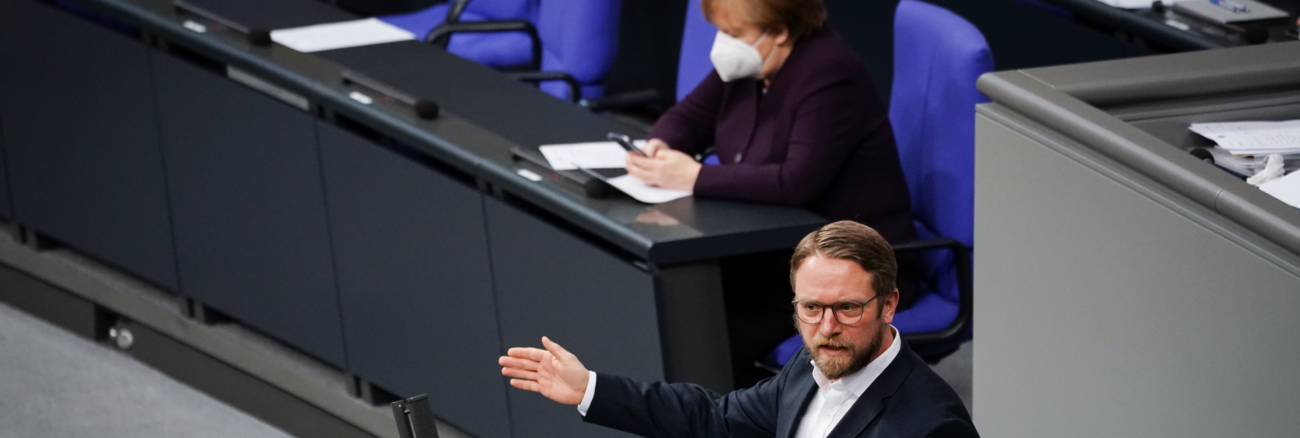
[809,325,901,397]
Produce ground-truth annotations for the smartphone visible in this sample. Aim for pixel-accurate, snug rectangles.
[608,132,648,157]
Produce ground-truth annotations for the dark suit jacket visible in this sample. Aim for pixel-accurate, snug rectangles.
[650,28,916,244]
[583,340,977,438]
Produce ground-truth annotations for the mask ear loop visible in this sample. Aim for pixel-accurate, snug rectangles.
[751,32,774,64]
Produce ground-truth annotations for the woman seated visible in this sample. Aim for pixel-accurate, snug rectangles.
[625,0,920,387]
[627,0,916,248]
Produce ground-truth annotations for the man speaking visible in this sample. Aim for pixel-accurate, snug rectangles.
[498,221,978,437]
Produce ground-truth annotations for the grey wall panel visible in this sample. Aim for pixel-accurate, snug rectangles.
[486,197,661,438]
[0,0,176,288]
[153,52,345,367]
[318,123,511,438]
[973,112,1300,437]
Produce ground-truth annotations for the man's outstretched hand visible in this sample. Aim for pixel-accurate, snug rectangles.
[499,337,590,405]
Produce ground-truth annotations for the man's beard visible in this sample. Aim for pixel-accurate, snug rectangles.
[807,323,886,381]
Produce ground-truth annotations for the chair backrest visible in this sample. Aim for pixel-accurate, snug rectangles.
[380,0,536,39]
[380,0,619,101]
[537,0,621,100]
[676,0,717,102]
[889,0,991,300]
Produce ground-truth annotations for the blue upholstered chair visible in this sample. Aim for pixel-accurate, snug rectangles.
[379,0,620,102]
[675,0,716,102]
[886,0,989,359]
[582,0,714,121]
[381,0,536,67]
[766,0,991,366]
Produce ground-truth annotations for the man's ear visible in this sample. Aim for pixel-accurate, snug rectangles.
[881,288,899,324]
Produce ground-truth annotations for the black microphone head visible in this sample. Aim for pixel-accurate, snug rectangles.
[247,29,273,47]
[1150,0,1165,13]
[413,98,440,120]
[1189,148,1214,164]
[1243,26,1269,45]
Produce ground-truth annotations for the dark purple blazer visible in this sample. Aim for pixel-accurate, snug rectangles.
[651,28,916,244]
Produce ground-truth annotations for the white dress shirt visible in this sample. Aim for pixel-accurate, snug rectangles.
[793,326,900,438]
[578,325,901,437]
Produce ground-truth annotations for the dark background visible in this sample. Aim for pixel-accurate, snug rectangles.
[337,0,1156,104]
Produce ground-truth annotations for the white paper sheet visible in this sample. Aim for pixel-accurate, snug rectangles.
[270,18,415,53]
[1260,170,1300,209]
[1190,120,1300,155]
[1094,0,1182,9]
[538,140,647,170]
[606,175,692,204]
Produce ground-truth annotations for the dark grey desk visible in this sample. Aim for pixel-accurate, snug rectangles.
[0,0,825,437]
[1041,0,1299,51]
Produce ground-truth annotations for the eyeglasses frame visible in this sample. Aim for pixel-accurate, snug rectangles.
[790,294,887,326]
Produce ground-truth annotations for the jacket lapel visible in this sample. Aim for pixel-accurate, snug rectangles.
[776,350,819,438]
[824,344,918,438]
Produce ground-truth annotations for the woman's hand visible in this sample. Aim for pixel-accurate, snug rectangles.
[626,139,702,191]
[639,139,671,158]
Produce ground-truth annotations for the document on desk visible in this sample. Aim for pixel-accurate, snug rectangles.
[1190,120,1300,155]
[1093,0,1181,9]
[1259,170,1300,209]
[270,18,415,53]
[605,175,692,204]
[539,141,646,171]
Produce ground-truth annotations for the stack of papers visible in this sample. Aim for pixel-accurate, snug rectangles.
[1190,120,1300,209]
[1205,147,1300,175]
[1190,120,1300,175]
[270,18,415,53]
[1094,0,1180,9]
[605,175,693,204]
[538,141,645,170]
[537,141,691,204]
[1190,120,1300,155]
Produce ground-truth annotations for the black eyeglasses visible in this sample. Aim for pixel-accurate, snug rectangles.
[791,295,885,325]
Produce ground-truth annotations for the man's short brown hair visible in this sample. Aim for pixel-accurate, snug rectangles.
[702,0,828,42]
[789,221,897,299]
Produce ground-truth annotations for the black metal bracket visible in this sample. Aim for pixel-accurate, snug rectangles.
[891,237,973,351]
[510,71,582,102]
[424,20,542,71]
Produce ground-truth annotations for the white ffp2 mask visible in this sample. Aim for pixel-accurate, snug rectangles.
[710,31,769,82]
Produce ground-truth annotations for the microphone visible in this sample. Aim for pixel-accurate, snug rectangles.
[247,28,272,47]
[413,99,440,120]
[341,70,440,120]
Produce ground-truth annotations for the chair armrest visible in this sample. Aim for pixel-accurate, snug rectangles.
[425,20,542,70]
[892,238,973,349]
[580,89,673,112]
[444,0,471,23]
[510,71,582,103]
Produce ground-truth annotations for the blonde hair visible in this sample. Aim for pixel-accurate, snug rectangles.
[789,221,897,301]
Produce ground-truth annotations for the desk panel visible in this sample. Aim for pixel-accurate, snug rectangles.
[318,122,512,438]
[153,51,346,367]
[0,0,177,289]
[486,197,658,438]
[975,108,1300,437]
